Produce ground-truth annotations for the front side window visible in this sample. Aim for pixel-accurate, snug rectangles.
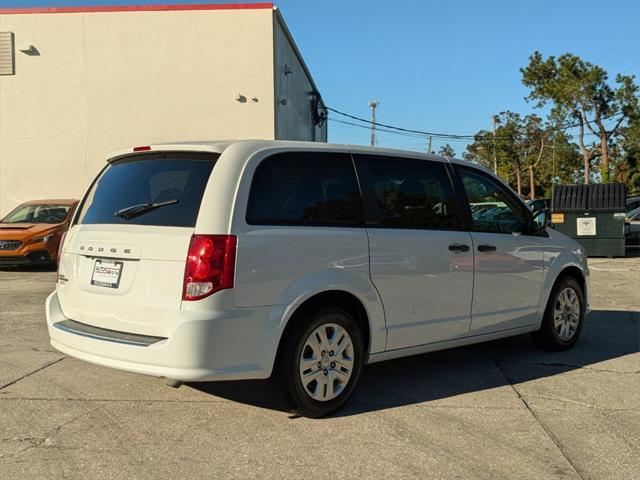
[246,152,363,226]
[77,153,217,227]
[2,204,71,224]
[458,168,529,234]
[358,156,461,230]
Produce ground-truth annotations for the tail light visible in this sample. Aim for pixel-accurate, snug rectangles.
[56,231,67,271]
[183,235,237,301]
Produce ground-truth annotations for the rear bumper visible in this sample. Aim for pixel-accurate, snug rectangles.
[0,250,52,266]
[46,291,278,382]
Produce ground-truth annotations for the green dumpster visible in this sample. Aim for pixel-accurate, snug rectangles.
[551,183,627,257]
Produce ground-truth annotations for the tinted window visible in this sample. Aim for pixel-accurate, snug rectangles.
[359,156,460,230]
[459,168,528,234]
[246,152,363,226]
[78,153,217,227]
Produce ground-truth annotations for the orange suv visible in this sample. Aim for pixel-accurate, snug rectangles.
[0,199,78,267]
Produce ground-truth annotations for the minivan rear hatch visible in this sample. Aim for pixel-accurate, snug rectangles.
[57,152,218,337]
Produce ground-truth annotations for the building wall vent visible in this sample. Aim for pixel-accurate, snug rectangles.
[0,32,16,76]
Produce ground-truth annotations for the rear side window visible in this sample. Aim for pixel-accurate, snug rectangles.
[356,155,461,230]
[246,152,363,226]
[77,152,217,227]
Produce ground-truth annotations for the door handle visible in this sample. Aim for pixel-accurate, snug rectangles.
[448,243,470,253]
[477,244,497,252]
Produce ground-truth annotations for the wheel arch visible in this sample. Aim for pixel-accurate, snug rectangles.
[538,262,589,326]
[555,265,586,295]
[274,290,374,368]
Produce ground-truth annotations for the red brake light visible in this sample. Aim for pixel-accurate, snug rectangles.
[56,231,67,271]
[133,146,151,152]
[183,235,237,301]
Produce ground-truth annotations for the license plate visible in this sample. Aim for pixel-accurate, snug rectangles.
[91,260,123,288]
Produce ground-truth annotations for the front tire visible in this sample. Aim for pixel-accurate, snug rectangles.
[271,307,364,418]
[531,277,585,351]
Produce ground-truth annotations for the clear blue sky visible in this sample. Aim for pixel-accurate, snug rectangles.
[1,0,639,155]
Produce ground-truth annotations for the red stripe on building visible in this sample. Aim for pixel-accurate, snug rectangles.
[0,3,273,15]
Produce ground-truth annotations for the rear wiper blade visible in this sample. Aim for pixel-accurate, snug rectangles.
[114,199,179,220]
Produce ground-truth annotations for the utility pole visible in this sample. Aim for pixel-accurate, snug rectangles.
[427,136,432,154]
[492,115,498,174]
[368,100,379,147]
[552,141,556,181]
[551,139,556,209]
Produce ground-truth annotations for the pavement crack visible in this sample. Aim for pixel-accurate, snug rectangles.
[492,358,638,374]
[0,436,46,444]
[521,393,637,411]
[49,406,101,436]
[0,357,65,391]
[348,402,522,410]
[483,346,587,480]
[0,396,524,410]
[0,445,36,460]
[0,406,101,461]
[0,396,239,404]
[0,436,47,460]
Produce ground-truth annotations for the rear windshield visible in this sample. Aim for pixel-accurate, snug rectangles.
[77,152,217,227]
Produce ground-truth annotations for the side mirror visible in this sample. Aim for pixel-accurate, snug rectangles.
[530,209,549,233]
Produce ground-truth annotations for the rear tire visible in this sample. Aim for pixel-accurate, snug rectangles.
[531,277,585,351]
[271,307,364,418]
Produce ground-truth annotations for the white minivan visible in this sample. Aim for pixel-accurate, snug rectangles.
[47,140,589,417]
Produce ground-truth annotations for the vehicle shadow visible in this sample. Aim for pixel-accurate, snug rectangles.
[188,309,639,417]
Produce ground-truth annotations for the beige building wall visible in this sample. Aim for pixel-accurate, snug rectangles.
[0,5,324,216]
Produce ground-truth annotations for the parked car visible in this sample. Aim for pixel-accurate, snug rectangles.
[625,206,640,245]
[527,198,551,212]
[47,141,589,417]
[0,199,78,266]
[626,196,640,214]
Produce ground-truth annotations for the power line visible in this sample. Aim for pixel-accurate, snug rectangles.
[328,118,473,143]
[326,106,472,139]
[330,117,640,152]
[328,116,622,145]
[594,26,640,63]
[326,106,626,142]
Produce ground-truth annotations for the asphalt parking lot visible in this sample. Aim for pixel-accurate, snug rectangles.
[1,258,638,479]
